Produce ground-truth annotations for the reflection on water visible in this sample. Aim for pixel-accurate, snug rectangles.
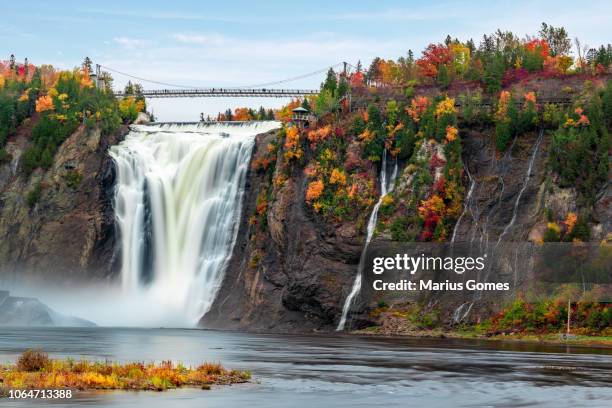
[0,328,611,407]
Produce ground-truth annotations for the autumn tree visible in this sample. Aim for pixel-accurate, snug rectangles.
[539,23,571,56]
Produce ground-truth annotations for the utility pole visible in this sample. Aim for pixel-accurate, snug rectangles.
[343,61,347,77]
[567,299,571,336]
[95,64,101,88]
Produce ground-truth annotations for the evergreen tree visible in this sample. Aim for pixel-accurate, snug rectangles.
[337,76,349,97]
[258,106,266,120]
[321,68,337,96]
[82,57,93,74]
[366,57,381,85]
[124,81,135,95]
[436,64,451,89]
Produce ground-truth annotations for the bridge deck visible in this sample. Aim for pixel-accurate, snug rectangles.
[115,88,319,98]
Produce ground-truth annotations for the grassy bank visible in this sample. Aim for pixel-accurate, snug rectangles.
[357,324,612,347]
[0,350,250,393]
[357,296,612,348]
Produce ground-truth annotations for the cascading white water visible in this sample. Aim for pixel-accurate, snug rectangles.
[110,121,280,325]
[496,130,544,245]
[337,150,398,331]
[450,163,476,244]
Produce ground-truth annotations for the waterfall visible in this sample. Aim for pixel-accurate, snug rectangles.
[450,163,476,244]
[337,150,398,331]
[110,121,280,325]
[496,130,544,245]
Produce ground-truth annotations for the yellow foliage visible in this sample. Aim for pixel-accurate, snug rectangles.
[0,351,250,391]
[434,97,456,118]
[381,194,394,207]
[449,43,471,74]
[320,148,335,162]
[0,74,4,89]
[18,90,29,102]
[329,168,347,186]
[547,222,561,233]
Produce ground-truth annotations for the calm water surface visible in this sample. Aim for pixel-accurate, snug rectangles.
[0,327,611,407]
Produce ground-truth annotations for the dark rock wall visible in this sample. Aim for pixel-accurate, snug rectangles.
[0,124,128,284]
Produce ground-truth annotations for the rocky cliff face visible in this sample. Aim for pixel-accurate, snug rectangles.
[204,130,367,331]
[0,119,128,284]
[204,124,610,332]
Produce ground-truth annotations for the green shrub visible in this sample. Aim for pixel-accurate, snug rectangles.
[64,170,83,188]
[26,182,41,207]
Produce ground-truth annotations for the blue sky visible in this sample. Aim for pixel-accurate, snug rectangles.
[3,0,610,121]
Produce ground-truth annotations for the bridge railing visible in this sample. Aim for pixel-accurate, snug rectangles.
[115,88,320,98]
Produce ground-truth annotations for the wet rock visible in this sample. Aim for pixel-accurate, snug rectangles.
[0,290,95,327]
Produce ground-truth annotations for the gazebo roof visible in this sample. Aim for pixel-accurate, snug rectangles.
[292,106,309,113]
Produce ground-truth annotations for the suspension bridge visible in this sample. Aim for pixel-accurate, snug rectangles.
[98,62,353,99]
[114,88,320,98]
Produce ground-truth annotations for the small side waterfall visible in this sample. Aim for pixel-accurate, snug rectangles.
[110,121,280,325]
[497,130,544,244]
[337,150,398,331]
[450,163,476,244]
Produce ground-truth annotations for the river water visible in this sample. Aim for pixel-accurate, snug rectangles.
[1,328,611,407]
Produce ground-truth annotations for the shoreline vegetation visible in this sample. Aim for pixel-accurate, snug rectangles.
[354,295,611,348]
[0,350,250,393]
[353,327,612,348]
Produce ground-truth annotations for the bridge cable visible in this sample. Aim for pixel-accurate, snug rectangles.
[235,62,344,89]
[99,62,347,90]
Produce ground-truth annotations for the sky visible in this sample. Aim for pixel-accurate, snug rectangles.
[2,0,610,121]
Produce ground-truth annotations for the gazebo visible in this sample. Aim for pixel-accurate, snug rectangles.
[291,106,316,129]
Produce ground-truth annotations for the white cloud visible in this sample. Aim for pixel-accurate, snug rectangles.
[113,37,150,50]
[171,33,228,46]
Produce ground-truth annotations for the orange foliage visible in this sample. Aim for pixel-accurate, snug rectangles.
[406,96,430,123]
[306,179,324,202]
[445,125,458,142]
[233,107,253,121]
[496,91,512,120]
[35,95,54,112]
[525,39,550,58]
[524,91,536,106]
[307,125,332,148]
[563,212,577,234]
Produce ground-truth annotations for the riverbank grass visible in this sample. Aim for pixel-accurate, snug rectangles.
[0,349,250,392]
